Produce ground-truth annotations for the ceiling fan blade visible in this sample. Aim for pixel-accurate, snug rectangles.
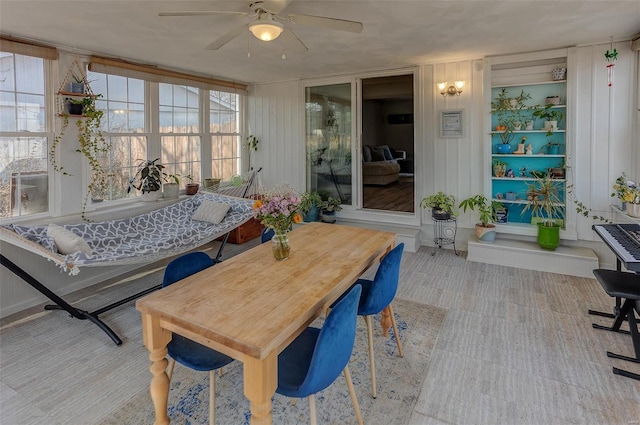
[159,11,249,17]
[279,28,308,54]
[287,14,363,33]
[206,25,248,50]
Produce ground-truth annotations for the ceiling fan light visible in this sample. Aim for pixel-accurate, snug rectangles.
[249,21,283,41]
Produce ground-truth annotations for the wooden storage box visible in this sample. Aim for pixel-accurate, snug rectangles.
[220,217,263,244]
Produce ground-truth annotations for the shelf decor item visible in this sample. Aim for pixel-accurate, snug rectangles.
[551,67,566,81]
[604,37,618,87]
[493,160,507,177]
[610,172,637,211]
[421,192,457,220]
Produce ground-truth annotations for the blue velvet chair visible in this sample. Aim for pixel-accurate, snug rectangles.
[162,251,234,425]
[277,285,364,425]
[352,242,405,398]
[261,227,274,243]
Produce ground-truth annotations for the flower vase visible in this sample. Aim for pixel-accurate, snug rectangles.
[272,232,290,260]
[627,203,640,218]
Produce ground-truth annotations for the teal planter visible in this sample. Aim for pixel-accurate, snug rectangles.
[303,205,319,222]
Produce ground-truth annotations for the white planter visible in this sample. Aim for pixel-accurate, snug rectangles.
[544,120,558,131]
[141,190,162,202]
[163,183,179,199]
[627,203,640,218]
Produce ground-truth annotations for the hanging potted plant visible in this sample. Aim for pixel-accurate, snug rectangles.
[127,158,164,202]
[420,192,457,220]
[522,173,565,250]
[458,195,505,243]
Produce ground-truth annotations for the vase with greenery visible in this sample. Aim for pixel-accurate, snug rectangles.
[521,173,564,250]
[127,158,164,201]
[421,191,457,220]
[458,195,505,243]
[300,191,323,222]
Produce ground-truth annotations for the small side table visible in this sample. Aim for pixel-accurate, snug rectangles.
[432,216,458,256]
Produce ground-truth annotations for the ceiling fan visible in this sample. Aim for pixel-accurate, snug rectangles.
[159,0,363,54]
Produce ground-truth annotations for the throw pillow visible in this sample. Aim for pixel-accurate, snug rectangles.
[363,145,373,162]
[378,145,394,160]
[47,223,93,255]
[370,146,386,161]
[193,200,231,224]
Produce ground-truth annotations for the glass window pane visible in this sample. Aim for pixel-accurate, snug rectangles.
[305,83,352,205]
[129,78,144,103]
[17,93,45,132]
[15,55,44,95]
[0,137,48,218]
[0,52,15,92]
[107,74,128,101]
[0,90,16,132]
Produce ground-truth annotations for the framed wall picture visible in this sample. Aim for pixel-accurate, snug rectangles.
[440,109,464,138]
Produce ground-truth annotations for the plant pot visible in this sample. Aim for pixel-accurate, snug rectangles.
[185,183,199,195]
[495,144,512,154]
[551,68,566,81]
[495,207,508,223]
[475,224,496,243]
[163,183,179,199]
[537,222,560,250]
[549,167,565,179]
[627,203,640,218]
[544,120,558,131]
[547,145,560,155]
[203,178,221,190]
[493,164,506,177]
[432,209,451,220]
[141,190,162,202]
[303,205,319,222]
[69,82,85,93]
[525,121,534,130]
[321,210,336,223]
[66,101,83,115]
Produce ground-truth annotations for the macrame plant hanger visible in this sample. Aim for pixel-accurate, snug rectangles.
[56,53,96,116]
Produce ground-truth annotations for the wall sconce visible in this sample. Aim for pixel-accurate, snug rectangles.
[438,81,464,97]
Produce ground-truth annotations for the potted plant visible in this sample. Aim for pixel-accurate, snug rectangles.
[532,105,564,133]
[69,73,86,94]
[610,172,636,211]
[184,174,200,195]
[538,139,563,155]
[458,195,505,243]
[521,173,564,250]
[321,196,342,223]
[491,88,531,153]
[127,158,164,202]
[420,192,457,220]
[493,159,507,177]
[163,173,180,199]
[300,191,323,222]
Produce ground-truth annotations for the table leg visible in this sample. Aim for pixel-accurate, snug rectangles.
[141,313,172,425]
[244,351,278,425]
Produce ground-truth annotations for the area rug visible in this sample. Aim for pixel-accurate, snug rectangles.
[97,298,446,425]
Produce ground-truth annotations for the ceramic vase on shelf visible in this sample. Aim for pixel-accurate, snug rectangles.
[627,203,640,218]
[272,231,290,260]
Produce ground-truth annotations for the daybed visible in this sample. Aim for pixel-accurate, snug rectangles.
[362,144,403,185]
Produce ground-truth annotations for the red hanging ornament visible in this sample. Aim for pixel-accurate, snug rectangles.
[604,36,618,87]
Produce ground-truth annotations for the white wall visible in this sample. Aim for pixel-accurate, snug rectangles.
[246,45,637,255]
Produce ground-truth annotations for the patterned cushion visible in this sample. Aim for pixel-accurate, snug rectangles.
[192,201,230,224]
[47,223,92,255]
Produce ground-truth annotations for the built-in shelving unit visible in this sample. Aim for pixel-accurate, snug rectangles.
[484,50,572,236]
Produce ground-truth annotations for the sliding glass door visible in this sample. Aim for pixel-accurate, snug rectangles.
[305,83,353,205]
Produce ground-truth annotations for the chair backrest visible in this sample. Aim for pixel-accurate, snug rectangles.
[359,243,404,314]
[261,227,274,243]
[296,284,362,395]
[163,252,214,287]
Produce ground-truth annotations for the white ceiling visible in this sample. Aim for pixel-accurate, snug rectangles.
[1,1,639,85]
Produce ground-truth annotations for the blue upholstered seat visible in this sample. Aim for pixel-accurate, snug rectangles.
[261,227,275,243]
[277,285,364,425]
[162,251,234,425]
[334,242,405,398]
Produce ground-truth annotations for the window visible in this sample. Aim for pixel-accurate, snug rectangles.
[87,70,147,201]
[210,90,241,179]
[159,83,201,187]
[0,52,50,218]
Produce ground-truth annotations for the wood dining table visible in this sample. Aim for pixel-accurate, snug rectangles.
[136,222,396,425]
